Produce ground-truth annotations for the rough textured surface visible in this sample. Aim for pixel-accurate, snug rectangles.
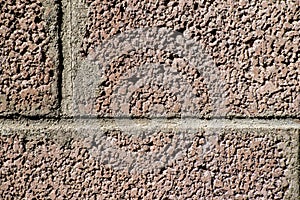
[0,125,298,199]
[0,0,299,199]
[75,0,300,117]
[0,0,59,116]
[75,48,215,117]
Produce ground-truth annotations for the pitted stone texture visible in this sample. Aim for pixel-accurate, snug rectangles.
[0,128,298,199]
[76,49,213,117]
[78,0,300,117]
[0,0,59,116]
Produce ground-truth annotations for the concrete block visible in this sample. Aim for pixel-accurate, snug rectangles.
[66,0,299,118]
[0,119,298,199]
[0,0,60,116]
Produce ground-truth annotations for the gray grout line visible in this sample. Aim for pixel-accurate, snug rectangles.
[0,118,299,131]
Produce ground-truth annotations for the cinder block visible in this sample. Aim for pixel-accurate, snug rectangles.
[0,120,298,199]
[0,0,60,116]
[68,0,299,118]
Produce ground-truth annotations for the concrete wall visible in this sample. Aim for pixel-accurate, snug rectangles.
[0,0,299,199]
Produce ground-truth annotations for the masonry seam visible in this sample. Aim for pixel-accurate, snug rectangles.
[55,0,64,117]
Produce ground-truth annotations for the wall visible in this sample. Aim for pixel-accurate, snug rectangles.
[0,0,299,199]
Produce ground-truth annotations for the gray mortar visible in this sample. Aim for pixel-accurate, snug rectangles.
[61,0,89,117]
